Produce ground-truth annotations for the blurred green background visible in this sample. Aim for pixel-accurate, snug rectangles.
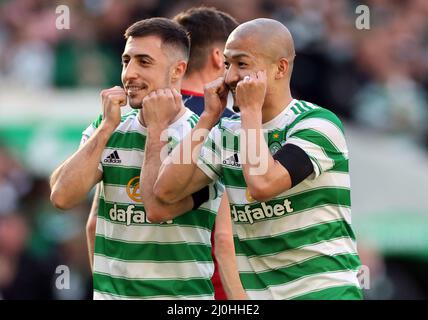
[1,0,428,299]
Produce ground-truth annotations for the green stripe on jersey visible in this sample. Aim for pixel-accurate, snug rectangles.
[287,107,345,135]
[94,236,212,262]
[233,220,356,256]
[107,131,146,151]
[239,253,361,290]
[93,273,213,299]
[289,129,347,169]
[291,285,363,300]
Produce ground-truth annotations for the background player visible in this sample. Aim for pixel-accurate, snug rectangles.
[173,6,238,300]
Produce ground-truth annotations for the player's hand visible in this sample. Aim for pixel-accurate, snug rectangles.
[235,71,267,114]
[142,88,182,128]
[100,86,127,130]
[203,77,228,122]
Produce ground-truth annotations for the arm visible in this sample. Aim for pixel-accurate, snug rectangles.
[153,114,216,204]
[49,125,109,209]
[214,193,247,300]
[237,72,292,202]
[240,110,292,202]
[86,184,99,271]
[238,73,315,202]
[50,86,126,210]
[140,88,205,223]
[154,78,228,204]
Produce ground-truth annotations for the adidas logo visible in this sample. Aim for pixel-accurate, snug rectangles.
[223,153,241,167]
[104,150,121,164]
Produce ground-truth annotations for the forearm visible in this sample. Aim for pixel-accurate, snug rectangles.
[216,245,247,300]
[215,195,248,300]
[86,184,100,272]
[50,123,112,209]
[240,111,276,197]
[141,125,193,223]
[155,113,217,203]
[240,111,292,201]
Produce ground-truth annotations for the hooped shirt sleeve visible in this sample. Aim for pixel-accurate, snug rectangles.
[80,114,104,173]
[197,124,223,182]
[285,108,348,179]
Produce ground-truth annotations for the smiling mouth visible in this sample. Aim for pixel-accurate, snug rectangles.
[126,85,148,95]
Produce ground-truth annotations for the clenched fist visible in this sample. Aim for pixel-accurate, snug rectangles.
[142,88,182,128]
[100,86,127,130]
[235,71,267,114]
[203,77,228,123]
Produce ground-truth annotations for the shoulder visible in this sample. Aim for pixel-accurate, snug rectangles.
[88,109,139,131]
[218,115,242,133]
[91,114,103,129]
[82,113,103,138]
[168,108,199,141]
[183,95,204,116]
[185,110,200,129]
[121,109,139,121]
[175,108,200,130]
[113,109,140,133]
[288,101,345,135]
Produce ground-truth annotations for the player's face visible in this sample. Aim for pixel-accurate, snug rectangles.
[223,37,275,106]
[121,36,173,109]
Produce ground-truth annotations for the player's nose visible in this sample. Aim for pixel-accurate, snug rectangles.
[224,67,240,88]
[122,59,139,81]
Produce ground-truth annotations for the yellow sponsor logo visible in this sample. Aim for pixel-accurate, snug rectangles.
[245,188,255,202]
[126,176,142,203]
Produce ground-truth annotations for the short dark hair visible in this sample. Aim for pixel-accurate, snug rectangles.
[173,7,238,74]
[124,17,190,60]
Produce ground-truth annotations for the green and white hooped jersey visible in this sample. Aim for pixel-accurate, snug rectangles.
[82,108,222,300]
[198,99,363,300]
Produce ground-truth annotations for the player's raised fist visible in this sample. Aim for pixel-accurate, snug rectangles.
[142,88,182,128]
[100,86,127,130]
[236,71,267,113]
[203,77,228,121]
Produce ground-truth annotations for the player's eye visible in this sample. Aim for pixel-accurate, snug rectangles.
[224,61,230,69]
[238,62,248,68]
[121,59,129,66]
[139,59,150,66]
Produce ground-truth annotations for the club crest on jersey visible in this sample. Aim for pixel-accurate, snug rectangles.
[269,141,282,155]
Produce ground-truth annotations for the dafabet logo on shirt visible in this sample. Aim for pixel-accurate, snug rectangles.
[126,176,141,202]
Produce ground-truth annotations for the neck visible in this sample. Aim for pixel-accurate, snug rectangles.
[261,86,293,124]
[181,70,215,94]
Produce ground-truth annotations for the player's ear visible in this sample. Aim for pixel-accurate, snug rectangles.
[275,57,289,80]
[210,47,224,70]
[171,60,187,84]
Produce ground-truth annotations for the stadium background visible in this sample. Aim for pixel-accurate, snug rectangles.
[1,0,428,299]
